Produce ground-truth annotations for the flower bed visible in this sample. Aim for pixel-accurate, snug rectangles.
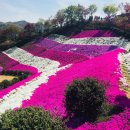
[51,43,118,57]
[4,47,60,72]
[0,53,19,69]
[64,37,129,47]
[35,38,60,49]
[35,38,119,57]
[39,50,89,66]
[20,48,130,130]
[8,64,38,75]
[21,44,46,55]
[21,44,89,66]
[71,30,117,38]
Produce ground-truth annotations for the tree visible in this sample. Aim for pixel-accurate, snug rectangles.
[88,4,97,16]
[4,24,21,41]
[123,3,130,14]
[77,4,88,21]
[64,5,88,25]
[43,5,89,29]
[24,23,34,33]
[65,78,105,122]
[103,5,119,17]
[38,18,45,24]
[34,22,44,34]
[24,23,35,36]
[64,5,79,25]
[0,29,6,42]
[44,19,53,31]
[55,9,65,27]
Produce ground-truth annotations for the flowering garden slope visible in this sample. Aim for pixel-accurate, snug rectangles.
[0,29,130,129]
[20,48,130,130]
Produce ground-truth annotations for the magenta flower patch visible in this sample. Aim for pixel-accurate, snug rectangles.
[0,53,19,69]
[21,44,46,55]
[35,38,60,49]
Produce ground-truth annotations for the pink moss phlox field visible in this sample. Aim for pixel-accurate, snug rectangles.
[39,50,89,66]
[21,46,89,66]
[35,38,60,49]
[22,48,129,129]
[27,39,118,57]
[0,53,19,69]
[21,44,46,55]
[51,44,118,57]
[8,63,38,75]
[71,30,117,38]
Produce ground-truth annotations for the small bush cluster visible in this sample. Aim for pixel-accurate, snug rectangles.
[0,70,30,90]
[0,107,68,130]
[65,78,105,122]
[2,70,30,77]
[65,78,123,122]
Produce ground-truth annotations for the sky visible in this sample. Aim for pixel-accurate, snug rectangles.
[0,0,129,23]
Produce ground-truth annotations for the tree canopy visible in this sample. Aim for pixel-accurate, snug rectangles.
[103,4,119,17]
[88,4,97,16]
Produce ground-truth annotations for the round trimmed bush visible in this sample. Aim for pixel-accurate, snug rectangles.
[0,107,68,130]
[65,78,105,122]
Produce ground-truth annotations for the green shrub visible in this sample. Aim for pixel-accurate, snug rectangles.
[11,78,19,84]
[2,80,11,88]
[0,107,68,130]
[0,83,4,90]
[65,78,105,122]
[0,80,11,90]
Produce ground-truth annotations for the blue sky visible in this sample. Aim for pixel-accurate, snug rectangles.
[0,0,129,23]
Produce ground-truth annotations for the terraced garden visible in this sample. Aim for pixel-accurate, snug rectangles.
[0,30,130,129]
